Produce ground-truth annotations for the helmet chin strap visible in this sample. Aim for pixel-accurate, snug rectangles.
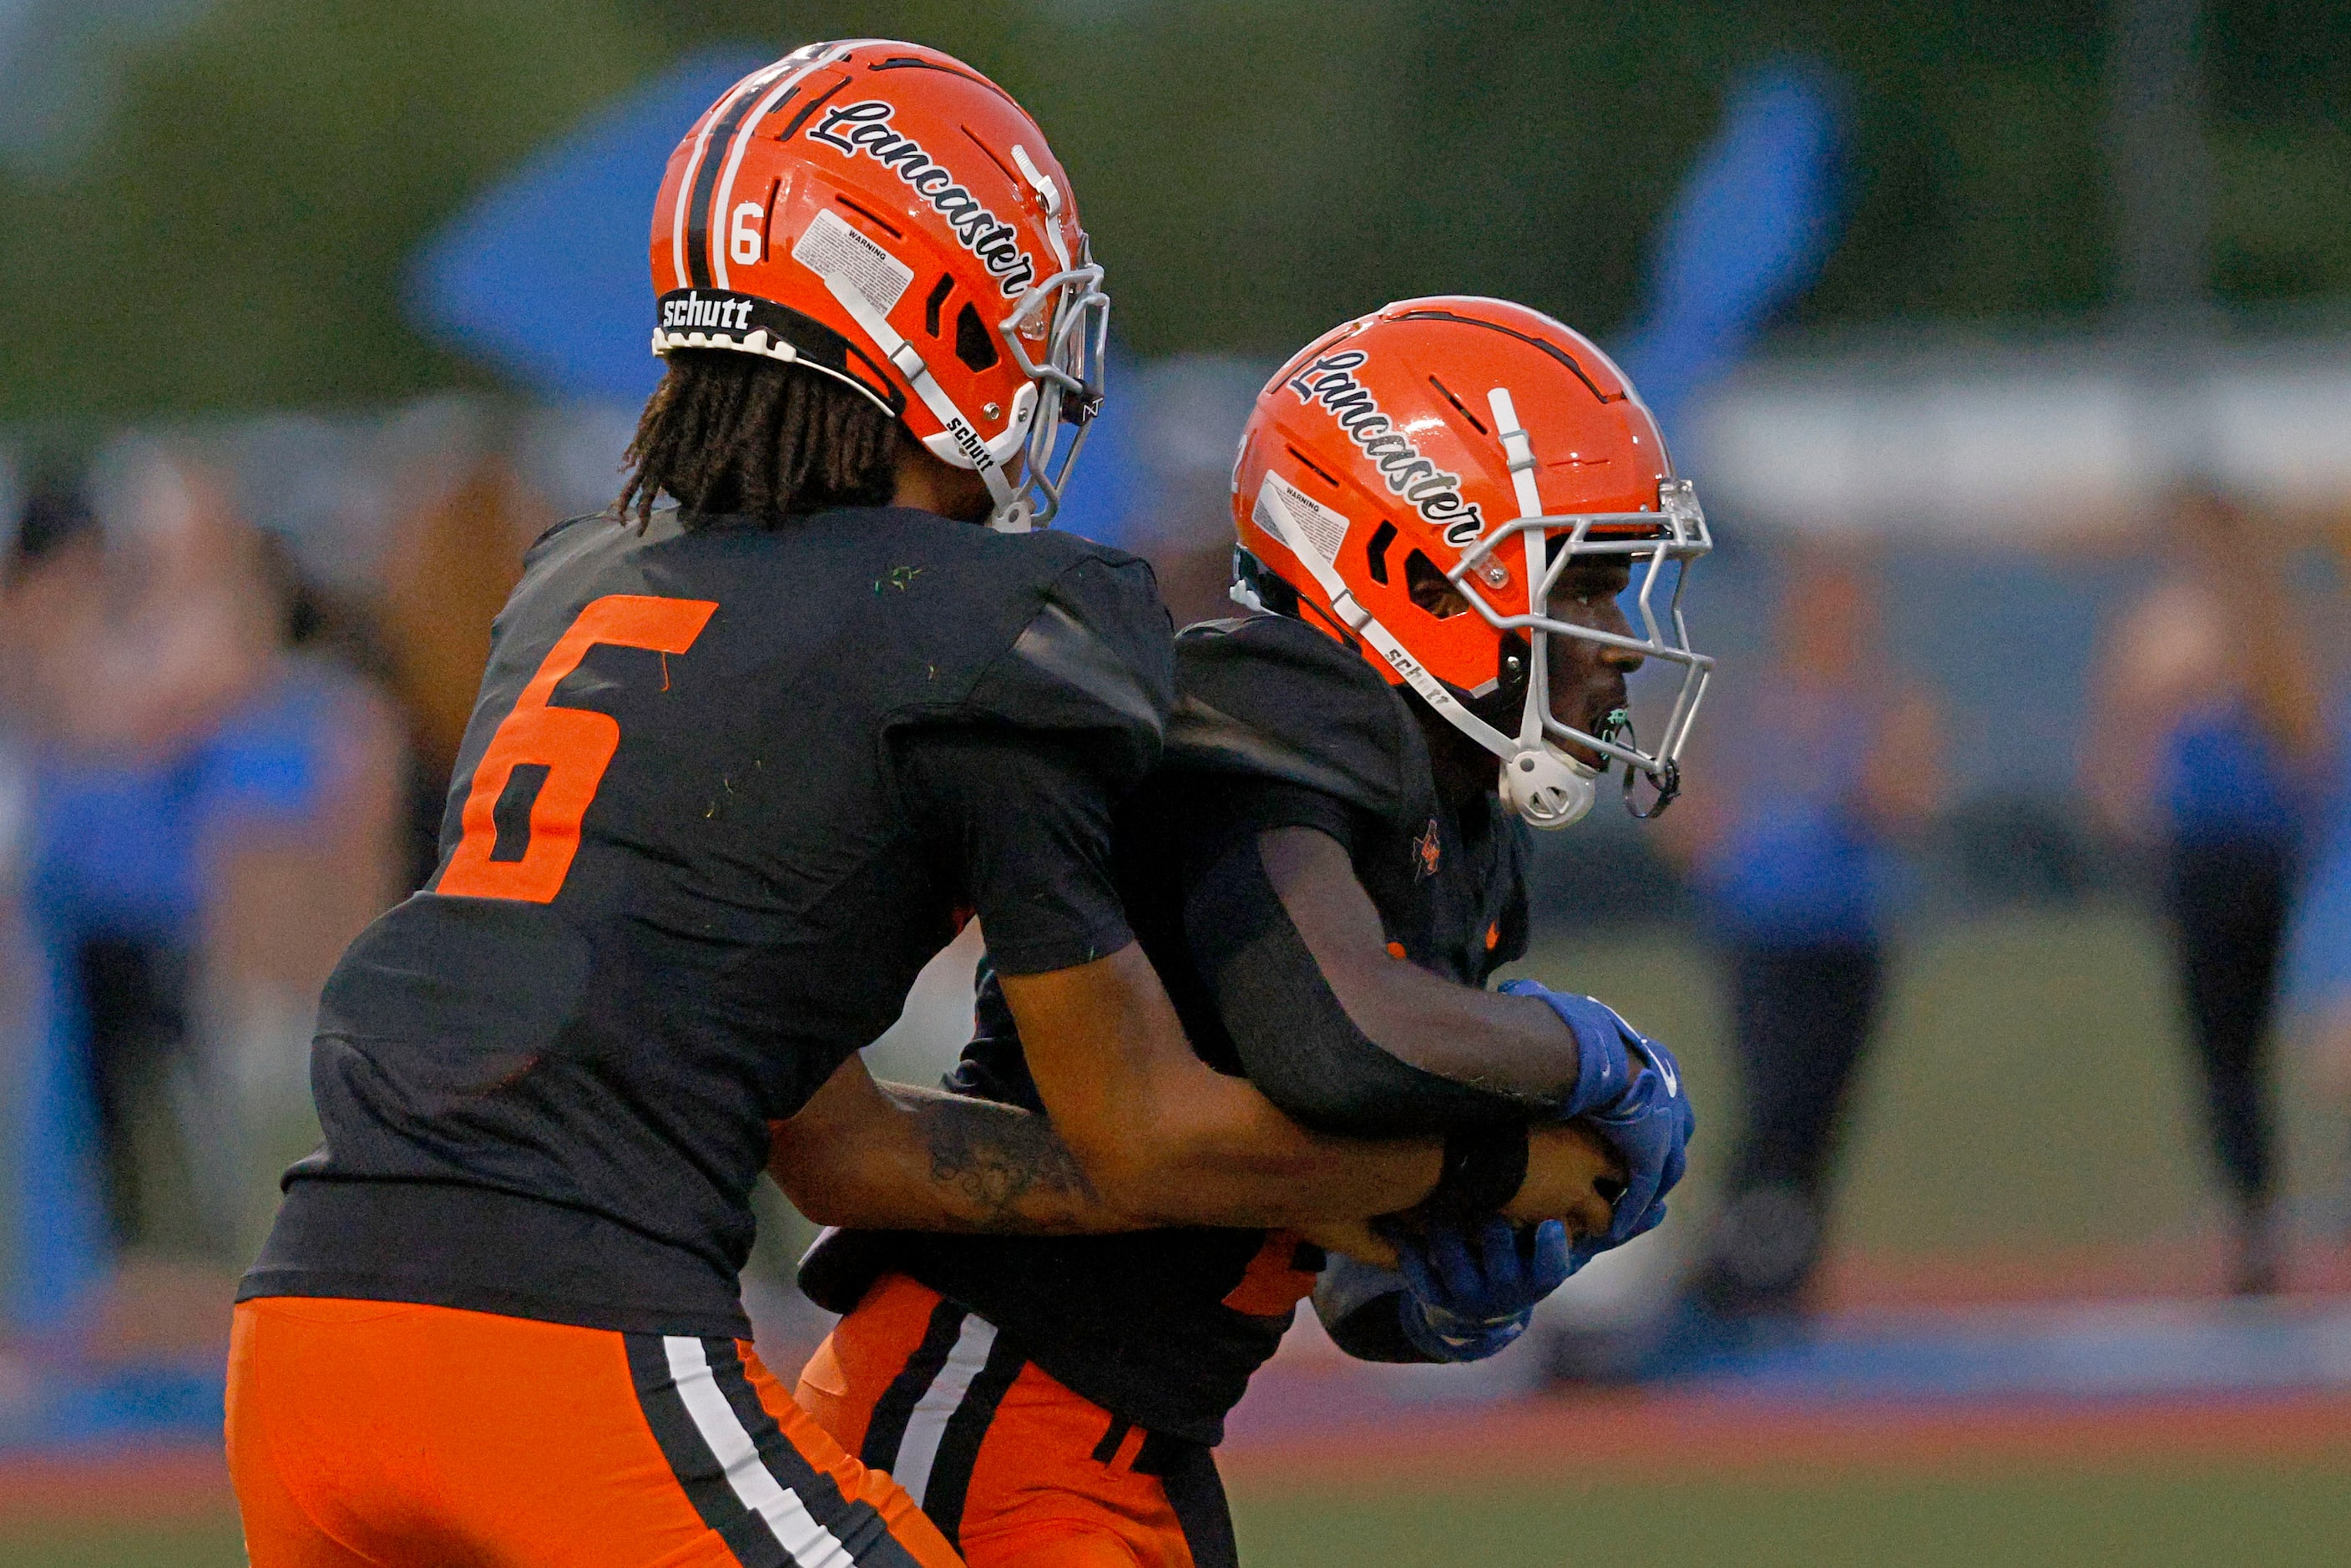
[1485,384,1597,828]
[1251,478,1596,830]
[1497,737,1599,829]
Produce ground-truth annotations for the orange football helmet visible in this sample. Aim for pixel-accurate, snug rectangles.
[649,41,1107,530]
[1231,297,1712,827]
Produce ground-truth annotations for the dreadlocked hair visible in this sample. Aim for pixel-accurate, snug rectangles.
[616,349,904,528]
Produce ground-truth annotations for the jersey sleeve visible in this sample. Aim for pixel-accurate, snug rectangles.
[887,552,1172,979]
[894,725,1135,976]
[959,553,1175,794]
[1165,615,1433,828]
[1221,775,1364,854]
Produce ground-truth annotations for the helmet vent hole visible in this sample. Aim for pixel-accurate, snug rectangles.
[1282,445,1342,491]
[832,195,903,240]
[1404,550,1470,620]
[1366,521,1398,585]
[960,125,1022,185]
[924,275,953,338]
[774,74,850,143]
[1428,375,1489,435]
[873,57,991,85]
[954,302,1000,372]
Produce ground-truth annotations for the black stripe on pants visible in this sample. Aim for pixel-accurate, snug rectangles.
[918,1334,1025,1545]
[625,1334,781,1567]
[705,1338,921,1568]
[856,1304,1240,1568]
[859,1298,969,1473]
[1137,1432,1240,1568]
[624,1333,922,1568]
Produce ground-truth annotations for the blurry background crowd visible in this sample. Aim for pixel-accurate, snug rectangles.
[6,0,2351,1388]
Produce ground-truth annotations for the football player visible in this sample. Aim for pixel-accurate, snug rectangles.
[225,51,1614,1568]
[792,298,1710,1568]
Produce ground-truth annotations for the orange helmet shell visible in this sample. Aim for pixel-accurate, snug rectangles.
[1234,296,1670,693]
[1232,297,1713,827]
[650,42,1106,527]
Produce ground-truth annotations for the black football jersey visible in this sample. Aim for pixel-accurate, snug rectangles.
[809,614,1530,1442]
[240,506,1172,1338]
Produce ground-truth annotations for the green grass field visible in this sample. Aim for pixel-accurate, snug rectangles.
[1231,1467,2351,1568]
[8,1467,2349,1568]
[1514,901,2348,1260]
[0,1520,247,1568]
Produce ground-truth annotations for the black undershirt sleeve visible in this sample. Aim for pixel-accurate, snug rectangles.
[1181,778,1534,1136]
[895,726,1135,977]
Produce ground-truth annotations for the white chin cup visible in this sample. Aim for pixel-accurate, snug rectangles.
[1498,744,1598,831]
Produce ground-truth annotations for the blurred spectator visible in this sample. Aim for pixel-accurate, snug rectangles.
[1664,547,1944,1329]
[371,453,530,888]
[2083,488,2330,1294]
[0,449,405,1333]
[2283,780,2351,1238]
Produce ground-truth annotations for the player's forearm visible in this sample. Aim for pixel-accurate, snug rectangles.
[1350,977,1585,1106]
[780,1066,1438,1233]
[1021,1038,1610,1233]
[1004,945,1449,1227]
[1096,1064,1447,1228]
[767,1060,1140,1235]
[886,1083,1139,1232]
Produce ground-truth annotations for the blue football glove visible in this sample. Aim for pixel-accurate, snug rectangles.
[1499,980,1695,1259]
[1390,1215,1572,1363]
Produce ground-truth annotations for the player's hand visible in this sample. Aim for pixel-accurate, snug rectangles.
[1391,1215,1570,1363]
[1499,1120,1621,1238]
[1498,981,1694,1257]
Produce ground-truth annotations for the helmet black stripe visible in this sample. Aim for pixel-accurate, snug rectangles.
[685,80,785,288]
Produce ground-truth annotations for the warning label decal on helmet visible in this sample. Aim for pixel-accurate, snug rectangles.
[806,99,1039,296]
[791,208,916,318]
[1257,473,1350,565]
[1286,348,1485,548]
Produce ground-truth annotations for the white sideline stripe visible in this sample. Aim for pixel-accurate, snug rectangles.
[663,1336,857,1568]
[890,1315,997,1508]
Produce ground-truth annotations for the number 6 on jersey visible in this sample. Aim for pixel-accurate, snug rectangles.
[438,594,717,903]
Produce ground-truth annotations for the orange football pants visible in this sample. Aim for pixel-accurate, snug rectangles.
[796,1274,1237,1568]
[227,1296,964,1568]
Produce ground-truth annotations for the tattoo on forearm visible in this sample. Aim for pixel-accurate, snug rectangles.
[908,1095,1101,1227]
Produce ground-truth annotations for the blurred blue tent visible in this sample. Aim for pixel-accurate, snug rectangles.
[410,50,771,404]
[1613,58,1848,448]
